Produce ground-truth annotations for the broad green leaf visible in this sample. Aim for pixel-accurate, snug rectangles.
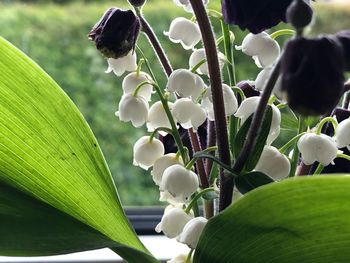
[194,176,350,263]
[235,171,274,194]
[0,37,158,262]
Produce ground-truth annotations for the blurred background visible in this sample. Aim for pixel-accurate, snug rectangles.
[0,0,349,206]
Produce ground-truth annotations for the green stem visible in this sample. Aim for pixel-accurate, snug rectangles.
[190,58,206,73]
[186,249,194,263]
[314,163,325,175]
[136,58,145,76]
[149,127,173,141]
[185,187,216,214]
[316,117,338,135]
[279,132,307,154]
[136,45,157,83]
[132,80,151,97]
[289,116,305,177]
[337,153,350,161]
[186,147,218,170]
[270,29,295,39]
[221,21,236,86]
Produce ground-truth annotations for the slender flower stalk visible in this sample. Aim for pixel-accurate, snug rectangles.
[189,0,233,211]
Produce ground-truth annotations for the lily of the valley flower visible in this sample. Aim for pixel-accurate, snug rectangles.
[173,0,209,13]
[254,146,291,180]
[177,217,208,249]
[167,253,192,263]
[133,136,164,170]
[336,118,350,150]
[255,67,283,99]
[164,18,201,50]
[151,153,183,185]
[236,32,280,68]
[105,51,137,76]
[172,98,206,131]
[189,48,225,75]
[147,101,174,134]
[298,133,338,166]
[235,96,281,145]
[122,72,153,101]
[155,207,193,238]
[167,69,205,100]
[116,94,148,127]
[159,164,199,203]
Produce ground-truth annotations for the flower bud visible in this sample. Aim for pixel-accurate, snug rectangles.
[105,51,137,76]
[254,146,291,180]
[155,207,193,238]
[177,217,207,249]
[286,0,313,30]
[122,72,153,101]
[151,153,183,185]
[255,67,283,99]
[172,98,207,131]
[116,94,148,127]
[164,18,201,50]
[128,0,146,7]
[147,101,174,135]
[167,69,205,100]
[133,136,164,170]
[189,48,225,75]
[236,32,280,68]
[335,30,350,71]
[88,8,140,59]
[281,36,345,115]
[235,97,281,144]
[160,164,199,203]
[297,133,338,166]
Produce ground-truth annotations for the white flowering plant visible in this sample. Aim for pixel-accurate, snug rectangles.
[1,0,350,262]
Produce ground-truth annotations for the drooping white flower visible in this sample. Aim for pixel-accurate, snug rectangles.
[155,207,193,238]
[201,84,238,119]
[172,98,206,131]
[167,69,205,100]
[234,96,281,144]
[255,67,283,99]
[133,136,164,170]
[189,48,225,75]
[336,118,350,150]
[164,18,201,50]
[105,51,137,76]
[167,253,192,263]
[297,133,338,166]
[147,101,174,135]
[254,146,290,180]
[116,94,149,128]
[236,32,280,68]
[151,153,183,185]
[173,0,209,13]
[122,72,153,101]
[177,217,208,249]
[160,164,199,203]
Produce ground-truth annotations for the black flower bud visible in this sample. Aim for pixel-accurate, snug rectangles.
[128,0,146,7]
[286,0,313,29]
[281,36,345,116]
[222,0,293,34]
[236,81,260,104]
[88,8,140,59]
[335,30,350,71]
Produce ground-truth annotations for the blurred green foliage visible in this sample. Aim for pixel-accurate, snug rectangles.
[0,0,349,205]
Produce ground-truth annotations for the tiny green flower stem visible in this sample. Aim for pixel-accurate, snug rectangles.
[279,132,307,154]
[221,21,236,86]
[132,80,151,97]
[270,29,296,39]
[190,58,207,73]
[149,127,173,142]
[316,117,338,135]
[186,146,218,170]
[337,153,350,161]
[289,116,306,177]
[232,87,246,102]
[277,103,287,109]
[136,58,145,76]
[207,9,223,19]
[314,163,325,175]
[186,249,194,263]
[185,187,216,214]
[136,45,158,83]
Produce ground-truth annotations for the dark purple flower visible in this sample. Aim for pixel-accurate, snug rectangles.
[88,8,140,59]
[128,0,146,7]
[236,81,260,104]
[222,0,293,34]
[281,36,345,116]
[335,30,350,71]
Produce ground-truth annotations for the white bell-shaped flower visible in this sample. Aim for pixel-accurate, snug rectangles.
[116,94,149,128]
[336,118,350,150]
[122,72,153,101]
[201,84,238,119]
[254,146,290,180]
[172,98,206,131]
[189,48,225,75]
[236,32,280,68]
[105,51,137,76]
[255,67,283,99]
[133,136,164,170]
[298,133,338,166]
[160,164,199,203]
[167,253,192,263]
[164,18,201,50]
[177,217,208,249]
[155,207,193,238]
[234,97,281,144]
[151,153,183,185]
[173,0,209,13]
[167,69,205,100]
[147,101,174,135]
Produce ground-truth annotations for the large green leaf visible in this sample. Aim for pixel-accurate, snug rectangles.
[194,176,350,263]
[0,37,158,262]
